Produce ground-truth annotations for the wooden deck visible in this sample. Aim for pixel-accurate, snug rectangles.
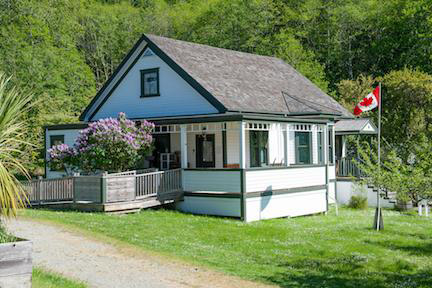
[23,169,183,213]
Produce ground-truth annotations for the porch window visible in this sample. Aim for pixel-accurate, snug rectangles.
[317,131,323,164]
[328,126,334,164]
[295,132,311,164]
[140,68,159,97]
[250,131,268,167]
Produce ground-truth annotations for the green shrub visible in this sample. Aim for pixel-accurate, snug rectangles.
[0,224,16,243]
[348,195,368,209]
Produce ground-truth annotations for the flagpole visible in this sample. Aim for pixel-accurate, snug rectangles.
[375,82,383,231]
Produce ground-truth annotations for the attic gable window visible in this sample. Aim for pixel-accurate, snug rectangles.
[140,68,159,97]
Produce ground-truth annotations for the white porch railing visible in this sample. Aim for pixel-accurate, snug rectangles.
[135,169,182,199]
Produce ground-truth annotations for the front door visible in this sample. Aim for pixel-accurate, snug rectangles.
[196,134,215,168]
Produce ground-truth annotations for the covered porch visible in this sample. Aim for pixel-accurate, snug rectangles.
[147,113,337,221]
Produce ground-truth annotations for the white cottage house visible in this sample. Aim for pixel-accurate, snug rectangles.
[44,34,377,221]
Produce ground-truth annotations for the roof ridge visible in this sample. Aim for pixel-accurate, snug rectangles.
[145,34,283,62]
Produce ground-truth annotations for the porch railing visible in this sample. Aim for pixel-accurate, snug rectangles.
[337,157,365,178]
[21,169,182,205]
[22,177,74,203]
[136,169,182,199]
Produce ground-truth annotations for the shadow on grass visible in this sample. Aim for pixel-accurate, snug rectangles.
[367,239,432,256]
[264,255,432,288]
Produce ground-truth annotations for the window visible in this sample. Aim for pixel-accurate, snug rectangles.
[317,131,323,164]
[140,68,159,97]
[249,131,268,167]
[295,132,312,164]
[49,135,64,171]
[328,126,334,164]
[50,135,64,147]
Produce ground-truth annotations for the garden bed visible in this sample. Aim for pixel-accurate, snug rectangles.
[0,226,32,288]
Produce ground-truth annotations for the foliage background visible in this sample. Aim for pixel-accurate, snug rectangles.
[1,0,431,174]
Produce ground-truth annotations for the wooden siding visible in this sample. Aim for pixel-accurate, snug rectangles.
[74,176,101,203]
[0,240,32,288]
[245,166,326,193]
[183,170,241,193]
[92,48,218,120]
[106,175,135,202]
[177,196,240,217]
[226,127,239,165]
[245,190,326,221]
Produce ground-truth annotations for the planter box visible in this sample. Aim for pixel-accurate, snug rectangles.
[0,239,32,288]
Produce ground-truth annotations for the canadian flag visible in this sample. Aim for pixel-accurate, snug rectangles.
[354,86,380,116]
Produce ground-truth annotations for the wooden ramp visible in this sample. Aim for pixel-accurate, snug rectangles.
[24,169,183,213]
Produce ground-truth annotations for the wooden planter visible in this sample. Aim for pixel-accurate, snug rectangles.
[0,239,32,288]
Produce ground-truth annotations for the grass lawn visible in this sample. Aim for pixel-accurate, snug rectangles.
[32,268,87,288]
[24,208,432,288]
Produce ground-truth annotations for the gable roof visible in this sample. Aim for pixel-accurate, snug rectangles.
[335,118,378,135]
[80,34,352,121]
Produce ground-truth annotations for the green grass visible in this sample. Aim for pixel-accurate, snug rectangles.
[24,208,432,288]
[32,268,87,288]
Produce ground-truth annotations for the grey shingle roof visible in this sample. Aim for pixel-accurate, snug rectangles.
[335,118,377,134]
[147,34,352,117]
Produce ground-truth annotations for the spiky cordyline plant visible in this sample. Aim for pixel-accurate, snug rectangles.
[0,72,33,218]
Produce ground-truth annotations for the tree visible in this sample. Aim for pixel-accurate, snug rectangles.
[0,72,33,217]
[338,68,432,160]
[49,113,154,173]
[356,138,432,205]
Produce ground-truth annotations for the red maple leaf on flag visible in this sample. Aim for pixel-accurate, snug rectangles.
[359,97,373,107]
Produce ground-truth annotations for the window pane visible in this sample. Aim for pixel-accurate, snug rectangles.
[144,72,158,95]
[295,132,311,164]
[249,131,268,167]
[318,132,323,164]
[202,140,214,162]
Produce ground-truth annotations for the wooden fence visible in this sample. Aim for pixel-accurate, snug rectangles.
[22,177,74,204]
[22,169,182,205]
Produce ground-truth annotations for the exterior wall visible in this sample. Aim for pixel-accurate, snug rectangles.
[45,128,81,179]
[288,129,296,164]
[92,48,218,120]
[245,190,326,221]
[336,180,395,208]
[176,197,240,217]
[245,166,326,192]
[183,170,241,193]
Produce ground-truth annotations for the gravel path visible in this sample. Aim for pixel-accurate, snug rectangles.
[8,219,273,288]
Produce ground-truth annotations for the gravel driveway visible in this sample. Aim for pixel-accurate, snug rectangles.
[8,219,273,288]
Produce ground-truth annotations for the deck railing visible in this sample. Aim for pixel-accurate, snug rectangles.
[136,169,182,199]
[22,169,182,205]
[22,177,74,204]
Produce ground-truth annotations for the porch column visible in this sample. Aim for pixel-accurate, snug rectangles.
[284,124,290,166]
[180,124,188,168]
[341,135,347,158]
[239,121,246,169]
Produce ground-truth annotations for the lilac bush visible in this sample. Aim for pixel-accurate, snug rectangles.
[48,112,154,173]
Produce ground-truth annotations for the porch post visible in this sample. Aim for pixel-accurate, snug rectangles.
[239,121,246,169]
[284,124,290,167]
[324,124,329,213]
[180,124,188,168]
[341,135,347,158]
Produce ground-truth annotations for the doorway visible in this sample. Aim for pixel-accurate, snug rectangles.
[196,134,215,168]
